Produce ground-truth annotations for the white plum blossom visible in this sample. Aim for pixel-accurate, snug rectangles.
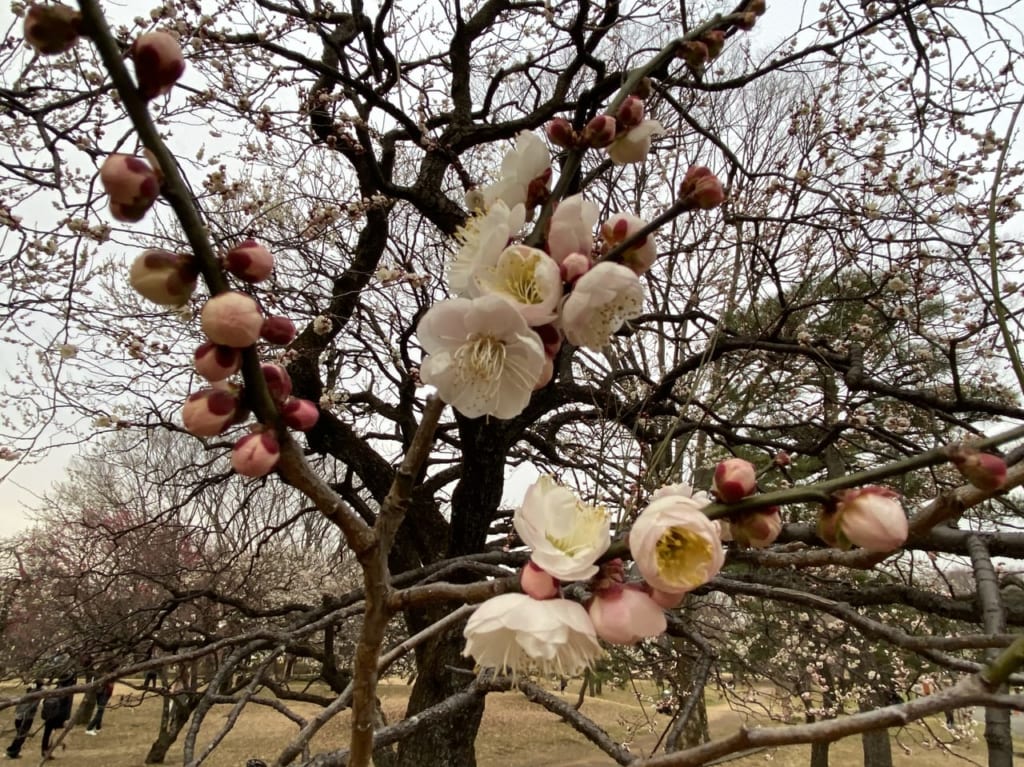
[417,295,545,419]
[561,262,643,350]
[448,201,526,296]
[513,475,610,581]
[602,212,657,274]
[608,119,664,165]
[481,131,551,210]
[312,315,332,335]
[472,244,562,326]
[463,593,603,677]
[548,193,599,264]
[629,492,724,596]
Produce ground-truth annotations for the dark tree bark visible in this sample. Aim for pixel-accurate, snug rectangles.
[144,692,200,764]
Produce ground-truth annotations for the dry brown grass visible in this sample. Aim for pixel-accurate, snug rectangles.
[1,680,1015,766]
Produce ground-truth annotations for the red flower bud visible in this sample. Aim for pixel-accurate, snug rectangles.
[260,363,292,402]
[617,96,645,130]
[676,41,709,68]
[131,31,185,100]
[100,154,160,222]
[534,323,563,359]
[730,507,782,549]
[546,118,577,149]
[702,30,726,59]
[201,292,264,348]
[713,457,757,502]
[23,3,81,55]
[773,450,791,467]
[182,388,242,437]
[679,166,725,211]
[129,249,197,306]
[260,315,296,345]
[225,239,274,283]
[193,342,242,382]
[281,398,319,431]
[734,12,757,31]
[526,167,552,209]
[231,432,280,477]
[949,447,1008,492]
[582,115,617,149]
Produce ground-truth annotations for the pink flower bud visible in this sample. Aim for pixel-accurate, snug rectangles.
[582,115,617,149]
[131,31,185,100]
[260,363,292,402]
[676,40,709,68]
[23,3,81,55]
[560,252,592,284]
[617,96,645,130]
[546,118,577,149]
[702,30,725,59]
[713,457,757,502]
[949,447,1008,492]
[281,397,319,431]
[588,584,666,644]
[773,450,791,467]
[201,292,264,348]
[260,316,296,345]
[679,166,725,210]
[730,507,782,549]
[193,342,242,382]
[225,239,274,283]
[816,509,841,548]
[231,432,280,477]
[181,388,243,437]
[836,486,908,553]
[129,249,197,306]
[100,154,160,222]
[520,560,559,600]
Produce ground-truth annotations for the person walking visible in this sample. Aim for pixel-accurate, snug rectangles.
[5,680,43,759]
[40,672,75,760]
[84,680,114,735]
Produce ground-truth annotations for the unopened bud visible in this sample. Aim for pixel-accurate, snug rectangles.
[260,363,293,402]
[520,560,559,599]
[730,507,782,549]
[702,30,726,59]
[713,457,757,502]
[734,12,757,31]
[750,0,767,15]
[131,31,186,100]
[560,252,592,284]
[23,3,81,55]
[231,432,280,477]
[260,315,296,345]
[617,96,645,130]
[182,388,244,437]
[582,115,617,149]
[546,118,577,149]
[534,323,563,359]
[949,446,1008,492]
[201,292,264,348]
[835,486,907,553]
[676,41,709,68]
[225,239,274,283]
[679,166,725,210]
[525,167,552,209]
[129,249,197,306]
[773,450,791,467]
[281,397,319,431]
[100,154,161,222]
[194,342,242,382]
[631,77,654,100]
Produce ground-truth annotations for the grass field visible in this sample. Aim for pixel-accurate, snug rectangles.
[2,679,1017,766]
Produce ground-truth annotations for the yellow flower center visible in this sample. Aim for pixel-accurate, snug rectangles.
[454,334,506,383]
[545,502,608,557]
[654,525,713,589]
[492,249,544,305]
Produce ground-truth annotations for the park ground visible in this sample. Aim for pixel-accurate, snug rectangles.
[3,679,1020,766]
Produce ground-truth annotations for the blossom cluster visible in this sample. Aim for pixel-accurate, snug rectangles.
[418,125,709,420]
[462,478,725,677]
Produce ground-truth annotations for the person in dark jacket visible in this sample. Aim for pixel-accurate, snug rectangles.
[5,680,43,759]
[84,680,114,735]
[40,672,75,759]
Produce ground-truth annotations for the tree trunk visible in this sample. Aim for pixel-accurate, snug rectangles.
[858,697,892,767]
[144,693,198,764]
[810,741,830,767]
[72,688,97,727]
